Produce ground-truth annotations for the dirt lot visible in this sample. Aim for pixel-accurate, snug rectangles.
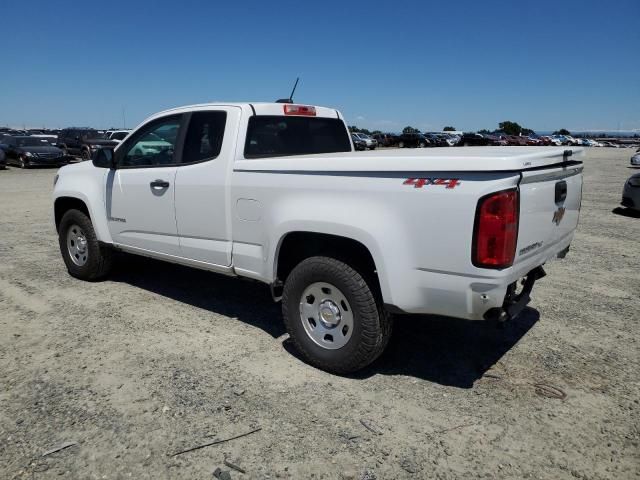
[0,148,638,479]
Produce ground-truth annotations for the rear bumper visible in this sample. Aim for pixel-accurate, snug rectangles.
[386,232,574,320]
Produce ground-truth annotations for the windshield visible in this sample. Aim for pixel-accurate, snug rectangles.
[17,137,51,147]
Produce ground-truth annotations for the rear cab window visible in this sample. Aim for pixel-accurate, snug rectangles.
[244,116,351,158]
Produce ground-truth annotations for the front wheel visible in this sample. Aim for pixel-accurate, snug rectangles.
[19,156,28,168]
[58,209,113,280]
[282,256,392,374]
[81,149,91,161]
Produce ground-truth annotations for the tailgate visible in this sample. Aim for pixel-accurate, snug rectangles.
[515,160,583,264]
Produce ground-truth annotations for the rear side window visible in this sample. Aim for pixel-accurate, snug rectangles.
[182,111,227,164]
[244,116,351,158]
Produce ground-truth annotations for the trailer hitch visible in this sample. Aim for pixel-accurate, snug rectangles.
[484,266,546,323]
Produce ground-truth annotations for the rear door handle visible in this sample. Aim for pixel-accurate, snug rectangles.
[150,179,170,189]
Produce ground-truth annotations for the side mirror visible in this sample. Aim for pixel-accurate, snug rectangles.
[93,147,116,169]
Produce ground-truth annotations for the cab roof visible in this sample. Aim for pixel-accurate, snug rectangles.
[152,102,342,120]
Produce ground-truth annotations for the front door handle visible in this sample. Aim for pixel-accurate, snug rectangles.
[150,179,170,189]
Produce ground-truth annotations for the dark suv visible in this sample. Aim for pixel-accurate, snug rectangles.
[57,128,119,160]
[397,133,430,148]
[372,133,399,147]
[456,133,493,146]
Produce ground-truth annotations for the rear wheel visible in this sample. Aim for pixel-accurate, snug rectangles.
[58,209,112,280]
[282,256,392,374]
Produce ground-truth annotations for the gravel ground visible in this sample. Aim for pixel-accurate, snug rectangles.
[0,148,638,479]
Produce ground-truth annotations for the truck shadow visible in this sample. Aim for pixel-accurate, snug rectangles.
[110,254,538,388]
[109,254,285,339]
[350,308,539,388]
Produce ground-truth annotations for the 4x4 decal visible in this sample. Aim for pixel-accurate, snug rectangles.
[403,178,461,189]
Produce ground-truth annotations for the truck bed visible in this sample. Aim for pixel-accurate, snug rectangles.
[234,146,584,173]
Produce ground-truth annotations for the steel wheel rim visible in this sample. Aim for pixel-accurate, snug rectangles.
[66,224,88,266]
[299,282,354,350]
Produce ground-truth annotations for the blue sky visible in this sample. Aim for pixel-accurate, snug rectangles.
[1,0,638,133]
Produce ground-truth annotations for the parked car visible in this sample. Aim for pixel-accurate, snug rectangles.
[504,135,528,146]
[457,133,492,146]
[397,132,430,148]
[52,101,583,374]
[351,133,377,149]
[57,128,119,160]
[630,151,640,166]
[483,134,508,146]
[0,136,67,168]
[106,130,131,142]
[443,133,461,146]
[549,135,571,146]
[351,134,367,151]
[0,148,6,169]
[424,133,449,147]
[372,133,398,147]
[536,136,556,146]
[621,173,640,211]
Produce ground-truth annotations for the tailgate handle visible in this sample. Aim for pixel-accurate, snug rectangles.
[555,180,567,204]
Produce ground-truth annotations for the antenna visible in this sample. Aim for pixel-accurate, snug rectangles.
[276,77,299,104]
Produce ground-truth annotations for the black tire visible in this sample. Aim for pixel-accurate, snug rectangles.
[282,256,392,374]
[419,142,426,148]
[81,149,91,161]
[19,156,28,169]
[398,141,405,148]
[58,209,113,281]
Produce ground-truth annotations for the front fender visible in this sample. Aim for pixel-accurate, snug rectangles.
[53,165,112,244]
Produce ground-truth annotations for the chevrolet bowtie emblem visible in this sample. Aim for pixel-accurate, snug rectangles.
[552,206,566,226]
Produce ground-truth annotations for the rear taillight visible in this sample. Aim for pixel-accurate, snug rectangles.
[283,104,316,116]
[472,189,519,269]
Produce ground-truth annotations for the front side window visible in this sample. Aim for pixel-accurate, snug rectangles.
[120,115,182,167]
[245,116,351,158]
[182,111,227,163]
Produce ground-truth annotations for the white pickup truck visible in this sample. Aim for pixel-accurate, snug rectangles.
[53,102,584,373]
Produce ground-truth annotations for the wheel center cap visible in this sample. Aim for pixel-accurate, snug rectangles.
[318,300,341,328]
[77,236,86,251]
